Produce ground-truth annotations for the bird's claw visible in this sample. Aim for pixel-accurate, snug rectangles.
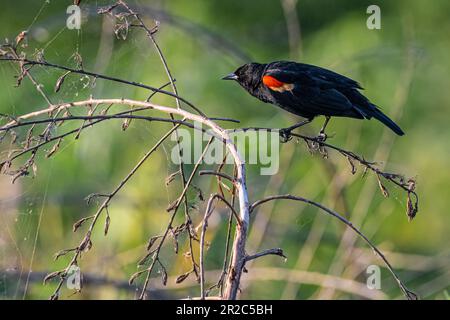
[316,131,328,142]
[279,128,293,143]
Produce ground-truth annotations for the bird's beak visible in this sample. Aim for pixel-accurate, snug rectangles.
[222,73,238,81]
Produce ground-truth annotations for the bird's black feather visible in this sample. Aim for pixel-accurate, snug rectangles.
[225,61,404,136]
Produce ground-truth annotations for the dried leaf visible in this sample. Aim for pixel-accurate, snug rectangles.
[46,138,62,158]
[407,192,418,221]
[1,161,11,174]
[347,156,356,174]
[24,125,35,148]
[84,193,109,205]
[72,52,83,69]
[61,109,71,119]
[15,31,27,47]
[43,270,63,284]
[10,130,17,144]
[31,162,38,177]
[146,236,160,251]
[73,216,92,232]
[121,118,130,131]
[170,230,179,254]
[100,104,113,115]
[377,175,389,198]
[114,22,129,40]
[129,270,146,285]
[55,72,70,93]
[175,272,191,284]
[104,214,110,236]
[160,267,168,286]
[149,21,160,35]
[78,231,92,252]
[137,256,149,266]
[12,169,28,184]
[54,248,76,260]
[0,48,8,57]
[362,166,369,177]
[165,170,179,186]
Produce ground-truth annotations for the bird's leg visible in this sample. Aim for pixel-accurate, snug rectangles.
[279,119,311,143]
[317,116,331,142]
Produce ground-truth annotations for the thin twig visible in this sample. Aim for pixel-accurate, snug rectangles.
[0,57,206,117]
[47,124,181,299]
[200,193,242,299]
[136,137,214,299]
[245,248,287,263]
[228,126,418,220]
[199,170,236,183]
[250,194,418,300]
[118,0,200,278]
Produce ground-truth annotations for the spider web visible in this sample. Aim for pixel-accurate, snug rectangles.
[0,0,181,299]
[0,0,86,299]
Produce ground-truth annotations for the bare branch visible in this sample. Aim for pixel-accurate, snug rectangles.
[200,193,242,299]
[245,248,287,263]
[0,57,205,117]
[228,126,418,221]
[47,122,182,299]
[199,170,236,183]
[250,194,418,300]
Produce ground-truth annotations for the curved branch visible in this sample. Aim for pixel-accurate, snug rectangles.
[15,98,249,300]
[250,194,418,300]
[228,126,418,221]
[199,170,236,183]
[245,248,286,263]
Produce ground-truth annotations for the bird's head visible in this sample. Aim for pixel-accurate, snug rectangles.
[222,63,266,90]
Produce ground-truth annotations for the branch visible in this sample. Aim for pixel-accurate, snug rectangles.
[47,123,182,299]
[199,170,236,183]
[117,0,200,280]
[245,248,287,263]
[228,126,418,221]
[0,56,206,117]
[5,97,248,299]
[291,131,418,221]
[250,194,418,300]
[200,193,243,299]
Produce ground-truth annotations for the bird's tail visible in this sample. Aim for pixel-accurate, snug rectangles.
[372,108,404,136]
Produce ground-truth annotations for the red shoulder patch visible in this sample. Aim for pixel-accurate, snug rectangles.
[262,75,295,92]
[262,75,285,88]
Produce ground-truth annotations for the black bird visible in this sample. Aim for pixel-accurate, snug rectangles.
[222,61,404,139]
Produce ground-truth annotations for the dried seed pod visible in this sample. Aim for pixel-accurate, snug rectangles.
[175,272,191,284]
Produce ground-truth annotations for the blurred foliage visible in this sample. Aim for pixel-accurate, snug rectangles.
[0,0,449,300]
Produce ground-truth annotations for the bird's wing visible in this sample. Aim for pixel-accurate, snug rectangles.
[263,64,362,116]
[303,64,363,89]
[302,87,361,116]
[264,62,362,90]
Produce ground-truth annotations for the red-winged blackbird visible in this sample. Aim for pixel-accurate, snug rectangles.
[222,61,404,138]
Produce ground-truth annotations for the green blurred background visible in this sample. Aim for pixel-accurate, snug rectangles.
[0,0,449,299]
